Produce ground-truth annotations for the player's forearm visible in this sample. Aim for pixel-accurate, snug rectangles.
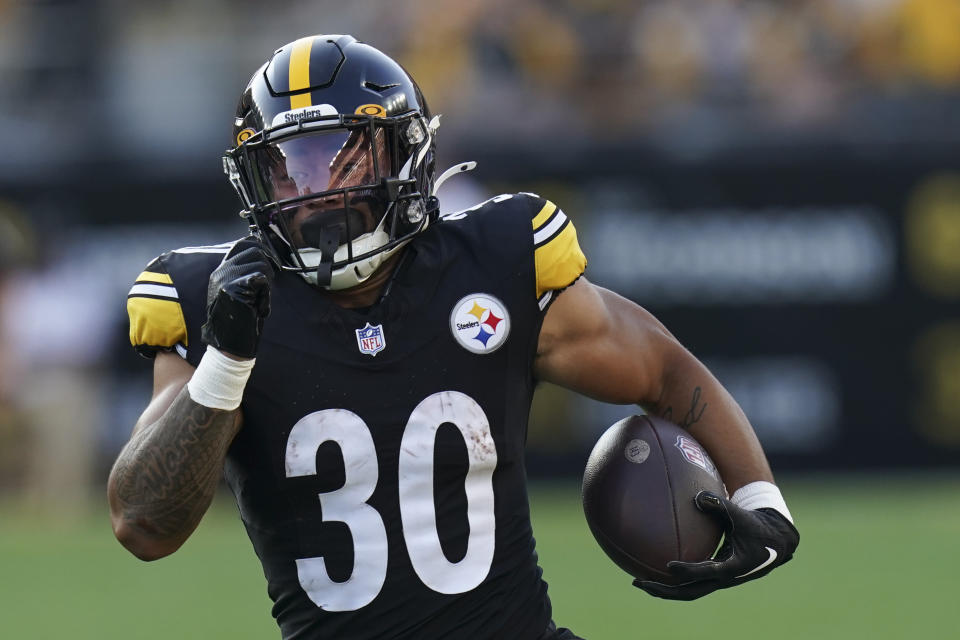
[645,349,774,493]
[108,386,241,561]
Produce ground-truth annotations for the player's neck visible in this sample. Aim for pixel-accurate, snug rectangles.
[319,251,405,309]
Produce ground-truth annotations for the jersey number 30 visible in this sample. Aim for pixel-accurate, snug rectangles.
[284,390,498,611]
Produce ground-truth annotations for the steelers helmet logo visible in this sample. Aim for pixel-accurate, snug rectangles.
[236,127,256,146]
[450,293,511,354]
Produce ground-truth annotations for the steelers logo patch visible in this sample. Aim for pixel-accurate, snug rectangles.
[450,293,511,354]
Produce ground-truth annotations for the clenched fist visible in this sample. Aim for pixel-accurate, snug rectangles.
[201,237,275,359]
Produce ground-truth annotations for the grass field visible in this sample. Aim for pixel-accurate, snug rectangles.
[1,473,956,639]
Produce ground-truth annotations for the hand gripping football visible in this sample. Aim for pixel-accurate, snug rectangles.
[581,415,726,583]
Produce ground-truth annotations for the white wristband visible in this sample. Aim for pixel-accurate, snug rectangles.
[186,345,255,410]
[731,481,794,524]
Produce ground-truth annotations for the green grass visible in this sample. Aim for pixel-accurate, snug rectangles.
[1,474,956,639]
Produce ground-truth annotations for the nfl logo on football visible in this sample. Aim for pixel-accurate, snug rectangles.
[675,435,719,480]
[355,322,386,356]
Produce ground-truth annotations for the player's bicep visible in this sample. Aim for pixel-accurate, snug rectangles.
[133,351,196,437]
[535,277,676,405]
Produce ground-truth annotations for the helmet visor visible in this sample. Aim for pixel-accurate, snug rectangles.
[252,124,393,205]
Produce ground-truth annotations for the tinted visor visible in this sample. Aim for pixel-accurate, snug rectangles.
[252,124,393,205]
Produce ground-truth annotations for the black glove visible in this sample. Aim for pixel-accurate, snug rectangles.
[201,237,275,359]
[634,491,799,601]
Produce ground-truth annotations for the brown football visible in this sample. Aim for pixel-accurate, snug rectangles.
[581,414,726,583]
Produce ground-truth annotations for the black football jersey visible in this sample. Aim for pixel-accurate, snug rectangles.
[127,193,587,640]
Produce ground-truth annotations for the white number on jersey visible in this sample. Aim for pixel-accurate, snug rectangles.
[284,391,498,611]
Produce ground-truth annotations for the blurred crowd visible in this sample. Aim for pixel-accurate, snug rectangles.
[398,0,960,141]
[2,0,960,177]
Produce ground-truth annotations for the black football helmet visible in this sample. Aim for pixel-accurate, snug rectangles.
[223,35,439,289]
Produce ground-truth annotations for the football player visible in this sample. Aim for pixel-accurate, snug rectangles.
[108,35,799,640]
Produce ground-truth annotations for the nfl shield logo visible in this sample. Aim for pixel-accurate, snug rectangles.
[675,435,719,480]
[355,322,386,356]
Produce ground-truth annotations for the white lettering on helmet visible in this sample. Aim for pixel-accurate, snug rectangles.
[271,104,339,127]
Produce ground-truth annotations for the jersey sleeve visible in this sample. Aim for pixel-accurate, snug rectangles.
[529,195,587,309]
[127,255,189,359]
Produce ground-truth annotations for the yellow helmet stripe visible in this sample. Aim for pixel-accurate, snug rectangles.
[288,37,314,110]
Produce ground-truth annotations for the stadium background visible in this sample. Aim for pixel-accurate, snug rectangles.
[0,0,958,637]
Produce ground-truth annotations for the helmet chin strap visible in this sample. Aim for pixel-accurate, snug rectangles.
[300,212,353,288]
[311,227,341,288]
[295,206,400,290]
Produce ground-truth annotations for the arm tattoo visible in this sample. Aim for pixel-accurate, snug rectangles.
[111,386,241,540]
[660,386,707,429]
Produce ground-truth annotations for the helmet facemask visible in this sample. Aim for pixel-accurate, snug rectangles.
[224,112,435,289]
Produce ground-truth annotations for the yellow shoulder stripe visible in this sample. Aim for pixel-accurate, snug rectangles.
[532,200,557,231]
[136,270,173,285]
[128,296,188,348]
[534,216,587,299]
